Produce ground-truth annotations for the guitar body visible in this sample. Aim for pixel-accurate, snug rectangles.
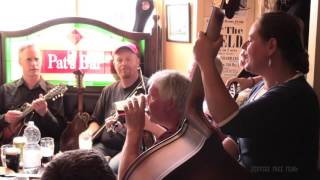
[124,119,251,180]
[60,112,90,151]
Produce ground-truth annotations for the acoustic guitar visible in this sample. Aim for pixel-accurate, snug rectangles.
[60,70,91,151]
[123,1,251,179]
[0,85,67,145]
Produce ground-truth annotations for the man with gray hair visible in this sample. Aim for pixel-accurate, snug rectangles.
[118,69,191,179]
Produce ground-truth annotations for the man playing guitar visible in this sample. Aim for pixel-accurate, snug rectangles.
[0,44,66,152]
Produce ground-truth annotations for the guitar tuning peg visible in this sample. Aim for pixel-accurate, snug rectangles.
[52,97,56,101]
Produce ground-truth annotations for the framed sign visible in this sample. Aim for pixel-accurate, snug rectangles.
[0,17,152,87]
[166,3,191,42]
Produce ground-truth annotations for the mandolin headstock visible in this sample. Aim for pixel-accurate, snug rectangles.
[44,85,68,101]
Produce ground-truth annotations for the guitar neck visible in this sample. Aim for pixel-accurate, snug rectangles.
[185,6,225,138]
[206,6,224,41]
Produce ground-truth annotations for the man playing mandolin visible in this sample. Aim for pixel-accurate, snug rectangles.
[0,44,66,152]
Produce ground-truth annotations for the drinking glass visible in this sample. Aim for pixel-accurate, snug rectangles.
[1,144,20,172]
[40,137,54,165]
[1,144,9,167]
[13,136,27,165]
[23,143,41,174]
[78,133,92,150]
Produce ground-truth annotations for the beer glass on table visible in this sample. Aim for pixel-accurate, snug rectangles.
[13,136,27,166]
[40,137,54,166]
[1,144,8,167]
[1,144,20,172]
[78,132,92,150]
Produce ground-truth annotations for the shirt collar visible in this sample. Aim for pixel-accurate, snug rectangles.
[18,76,48,92]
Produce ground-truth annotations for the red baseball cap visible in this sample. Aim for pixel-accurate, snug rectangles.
[113,43,139,56]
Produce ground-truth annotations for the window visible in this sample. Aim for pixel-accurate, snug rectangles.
[0,0,75,30]
[0,0,153,32]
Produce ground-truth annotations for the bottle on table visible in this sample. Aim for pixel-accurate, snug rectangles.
[23,121,41,174]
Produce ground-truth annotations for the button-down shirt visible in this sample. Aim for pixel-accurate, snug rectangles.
[0,78,66,148]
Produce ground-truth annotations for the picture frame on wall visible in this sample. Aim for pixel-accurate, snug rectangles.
[166,3,191,43]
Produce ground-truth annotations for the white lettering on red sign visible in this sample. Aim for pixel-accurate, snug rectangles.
[41,50,112,74]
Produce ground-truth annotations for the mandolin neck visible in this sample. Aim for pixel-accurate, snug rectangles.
[20,106,34,120]
[20,92,52,119]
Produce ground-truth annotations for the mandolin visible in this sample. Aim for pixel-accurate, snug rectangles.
[0,85,67,145]
[60,70,91,151]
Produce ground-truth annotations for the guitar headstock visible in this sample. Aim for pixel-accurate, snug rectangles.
[44,85,68,101]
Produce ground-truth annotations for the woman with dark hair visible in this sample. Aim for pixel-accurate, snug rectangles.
[192,11,319,180]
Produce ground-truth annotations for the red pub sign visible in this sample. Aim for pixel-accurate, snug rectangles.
[41,50,113,74]
[3,22,143,86]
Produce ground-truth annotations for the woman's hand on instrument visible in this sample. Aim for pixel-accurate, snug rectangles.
[32,94,48,117]
[193,32,223,69]
[4,110,22,124]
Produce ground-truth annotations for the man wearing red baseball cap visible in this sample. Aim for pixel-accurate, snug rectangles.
[79,42,147,157]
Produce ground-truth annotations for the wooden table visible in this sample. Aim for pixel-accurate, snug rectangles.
[0,166,42,179]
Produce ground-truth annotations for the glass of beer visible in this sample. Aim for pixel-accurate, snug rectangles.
[4,145,20,172]
[13,136,27,165]
[1,144,11,167]
[40,137,54,166]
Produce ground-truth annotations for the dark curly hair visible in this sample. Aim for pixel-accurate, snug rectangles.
[41,149,116,180]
